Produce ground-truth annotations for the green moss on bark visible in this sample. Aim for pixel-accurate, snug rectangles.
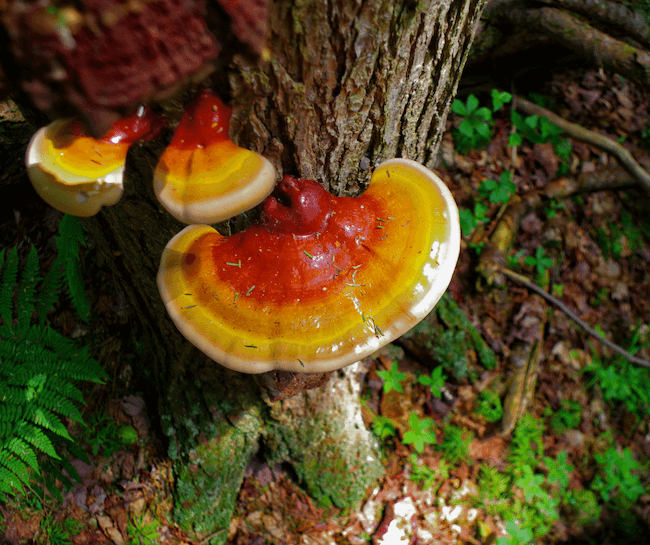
[173,402,263,542]
[265,364,383,507]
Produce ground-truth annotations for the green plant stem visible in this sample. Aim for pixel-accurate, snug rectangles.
[513,95,650,194]
[499,267,650,369]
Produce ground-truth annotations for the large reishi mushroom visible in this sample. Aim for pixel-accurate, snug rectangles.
[157,158,461,374]
[26,106,164,217]
[153,89,276,224]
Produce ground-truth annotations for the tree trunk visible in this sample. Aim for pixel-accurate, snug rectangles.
[12,0,483,540]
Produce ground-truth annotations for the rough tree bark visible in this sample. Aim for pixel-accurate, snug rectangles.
[8,0,484,541]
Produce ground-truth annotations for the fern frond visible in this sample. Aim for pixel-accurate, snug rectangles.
[0,330,18,358]
[0,395,25,427]
[36,260,63,324]
[58,356,108,384]
[57,214,86,250]
[65,260,90,322]
[36,385,84,424]
[46,379,86,405]
[5,437,39,472]
[0,465,24,496]
[31,407,72,441]
[16,246,40,328]
[56,215,90,322]
[19,422,60,459]
[0,246,18,326]
[32,324,76,356]
[0,451,30,485]
[0,238,107,499]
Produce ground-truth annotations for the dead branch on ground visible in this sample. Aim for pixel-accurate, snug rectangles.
[477,167,635,286]
[513,95,650,194]
[499,268,650,369]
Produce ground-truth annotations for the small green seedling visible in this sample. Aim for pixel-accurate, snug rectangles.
[510,111,572,174]
[507,249,526,269]
[544,199,565,219]
[510,112,561,145]
[478,171,517,205]
[451,90,513,154]
[595,209,645,260]
[435,425,473,465]
[509,414,544,469]
[127,514,161,545]
[377,361,407,394]
[402,412,436,454]
[491,89,513,112]
[459,201,489,237]
[42,515,84,545]
[371,415,396,441]
[451,94,495,153]
[118,425,139,445]
[417,366,447,398]
[409,454,436,489]
[544,450,573,491]
[459,172,516,238]
[524,247,554,277]
[409,453,450,490]
[477,463,510,503]
[515,465,547,502]
[564,488,601,526]
[83,409,127,458]
[496,520,534,545]
[475,390,503,423]
[548,400,581,435]
[591,447,644,504]
[584,333,650,418]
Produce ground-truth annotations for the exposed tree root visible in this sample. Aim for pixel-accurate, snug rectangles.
[513,95,650,194]
[483,1,650,88]
[538,0,650,48]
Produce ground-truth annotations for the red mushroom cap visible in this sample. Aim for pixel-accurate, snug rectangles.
[26,106,164,216]
[154,90,276,224]
[157,158,460,373]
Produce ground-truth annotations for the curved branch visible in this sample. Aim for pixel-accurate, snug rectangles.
[488,5,650,89]
[514,95,650,194]
[537,0,650,49]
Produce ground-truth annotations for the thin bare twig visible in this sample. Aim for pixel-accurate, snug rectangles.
[499,267,650,369]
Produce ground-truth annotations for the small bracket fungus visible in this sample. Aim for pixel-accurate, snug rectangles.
[157,158,461,374]
[154,89,276,224]
[26,106,164,217]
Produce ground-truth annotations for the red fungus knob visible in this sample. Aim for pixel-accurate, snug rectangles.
[262,175,332,235]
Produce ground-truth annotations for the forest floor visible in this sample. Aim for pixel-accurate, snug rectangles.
[1,65,650,545]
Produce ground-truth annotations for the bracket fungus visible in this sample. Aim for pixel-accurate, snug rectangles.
[26,106,164,217]
[154,89,276,224]
[158,158,460,374]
